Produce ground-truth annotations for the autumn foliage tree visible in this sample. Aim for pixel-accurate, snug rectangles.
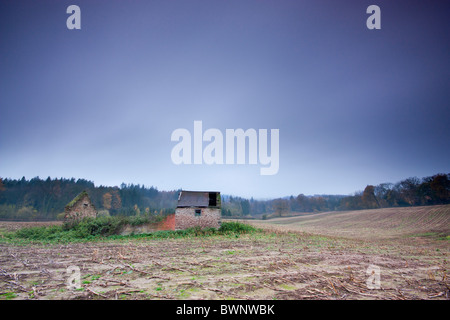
[361,185,380,209]
[430,174,450,203]
[110,189,122,212]
[102,192,112,210]
[272,199,289,217]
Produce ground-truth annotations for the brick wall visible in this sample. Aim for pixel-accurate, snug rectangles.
[175,207,221,230]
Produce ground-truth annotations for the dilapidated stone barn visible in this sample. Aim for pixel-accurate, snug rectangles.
[175,190,221,230]
[64,190,97,222]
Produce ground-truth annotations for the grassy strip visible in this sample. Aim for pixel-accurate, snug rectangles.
[406,232,450,241]
[1,218,260,244]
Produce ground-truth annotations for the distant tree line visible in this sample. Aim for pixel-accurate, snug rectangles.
[338,173,450,211]
[0,173,448,220]
[0,177,178,221]
[220,194,344,218]
[221,173,450,218]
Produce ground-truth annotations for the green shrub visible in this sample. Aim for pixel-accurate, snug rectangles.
[13,224,90,241]
[67,216,128,237]
[14,225,60,240]
[127,215,151,226]
[5,219,258,243]
[219,221,257,234]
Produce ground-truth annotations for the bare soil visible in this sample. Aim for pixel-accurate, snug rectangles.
[0,206,448,300]
[250,205,450,240]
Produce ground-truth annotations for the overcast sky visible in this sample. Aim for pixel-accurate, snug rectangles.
[0,0,449,199]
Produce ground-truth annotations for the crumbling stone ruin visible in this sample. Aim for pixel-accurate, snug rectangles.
[64,190,97,222]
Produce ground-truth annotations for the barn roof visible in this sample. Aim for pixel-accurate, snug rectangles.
[177,190,220,208]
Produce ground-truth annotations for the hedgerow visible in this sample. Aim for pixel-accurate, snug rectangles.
[3,217,259,243]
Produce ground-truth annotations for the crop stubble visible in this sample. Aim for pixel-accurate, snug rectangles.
[0,222,448,300]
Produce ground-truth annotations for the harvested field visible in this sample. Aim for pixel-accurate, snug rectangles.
[0,221,61,233]
[247,205,450,241]
[0,205,448,300]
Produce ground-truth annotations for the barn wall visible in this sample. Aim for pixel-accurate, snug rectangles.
[175,207,221,230]
[64,195,97,222]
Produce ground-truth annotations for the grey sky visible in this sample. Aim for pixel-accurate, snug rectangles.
[1,1,449,198]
